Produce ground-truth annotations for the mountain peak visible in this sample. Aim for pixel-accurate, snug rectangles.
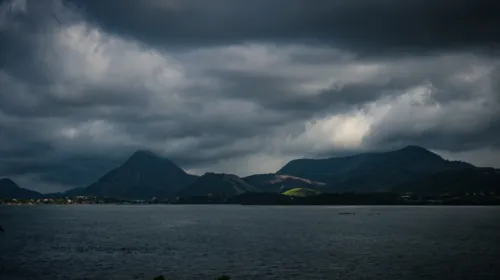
[130,149,160,159]
[116,149,186,176]
[400,145,429,152]
[124,149,168,166]
[0,178,18,189]
[77,149,197,199]
[396,145,441,158]
[202,172,230,178]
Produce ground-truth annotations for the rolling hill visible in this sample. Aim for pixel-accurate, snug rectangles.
[277,145,475,192]
[396,167,500,195]
[178,172,261,197]
[243,173,327,193]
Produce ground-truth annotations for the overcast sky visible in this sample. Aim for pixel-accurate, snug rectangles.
[1,0,500,193]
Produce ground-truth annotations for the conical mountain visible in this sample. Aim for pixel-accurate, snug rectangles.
[78,150,197,199]
[0,178,42,199]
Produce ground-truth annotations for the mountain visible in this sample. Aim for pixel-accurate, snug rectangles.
[28,145,496,201]
[0,178,42,199]
[277,146,475,192]
[396,167,500,195]
[243,173,327,193]
[46,187,87,198]
[75,150,197,199]
[178,172,260,197]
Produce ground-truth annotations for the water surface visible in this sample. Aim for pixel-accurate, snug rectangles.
[1,205,499,280]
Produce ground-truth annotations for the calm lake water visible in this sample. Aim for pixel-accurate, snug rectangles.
[0,205,499,280]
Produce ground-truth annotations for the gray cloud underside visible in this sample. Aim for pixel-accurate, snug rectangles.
[1,0,499,192]
[68,0,500,54]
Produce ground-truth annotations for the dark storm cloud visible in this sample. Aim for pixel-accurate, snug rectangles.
[363,64,500,152]
[373,107,500,152]
[187,52,498,115]
[1,0,500,192]
[66,0,500,54]
[210,70,398,112]
[2,155,122,187]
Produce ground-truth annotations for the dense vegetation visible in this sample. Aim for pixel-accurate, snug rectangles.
[282,187,322,197]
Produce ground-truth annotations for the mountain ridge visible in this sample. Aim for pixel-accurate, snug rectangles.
[0,178,43,199]
[178,172,260,197]
[243,173,327,193]
[277,145,476,192]
[3,146,498,200]
[396,167,500,195]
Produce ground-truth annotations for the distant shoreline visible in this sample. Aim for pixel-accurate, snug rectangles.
[2,202,500,206]
[2,191,499,206]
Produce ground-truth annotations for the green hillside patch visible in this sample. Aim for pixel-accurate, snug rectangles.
[282,188,321,197]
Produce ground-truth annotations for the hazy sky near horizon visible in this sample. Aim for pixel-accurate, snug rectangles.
[1,0,500,192]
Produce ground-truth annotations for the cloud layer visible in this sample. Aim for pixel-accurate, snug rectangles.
[1,0,499,192]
